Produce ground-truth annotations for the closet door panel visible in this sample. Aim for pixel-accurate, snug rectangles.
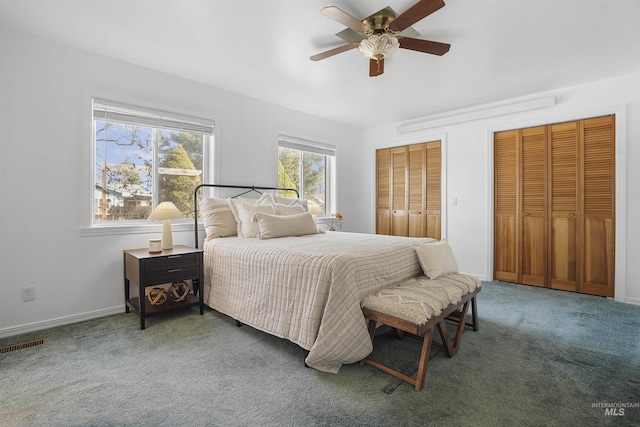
[550,215,577,290]
[494,130,519,282]
[391,147,408,236]
[521,126,546,286]
[549,122,578,291]
[407,144,425,237]
[376,149,391,235]
[425,142,442,239]
[581,116,615,297]
[583,217,614,295]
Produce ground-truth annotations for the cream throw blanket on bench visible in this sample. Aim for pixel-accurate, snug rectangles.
[361,274,481,326]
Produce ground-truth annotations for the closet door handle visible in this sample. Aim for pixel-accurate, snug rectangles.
[523,212,529,217]
[569,212,575,217]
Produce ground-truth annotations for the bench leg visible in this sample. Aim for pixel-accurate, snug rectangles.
[360,320,377,367]
[414,328,434,392]
[470,295,479,331]
[446,295,479,331]
[437,299,470,357]
[361,327,435,392]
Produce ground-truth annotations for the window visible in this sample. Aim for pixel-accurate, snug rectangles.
[277,135,336,216]
[93,99,213,224]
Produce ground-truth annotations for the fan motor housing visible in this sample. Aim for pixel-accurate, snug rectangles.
[362,9,396,34]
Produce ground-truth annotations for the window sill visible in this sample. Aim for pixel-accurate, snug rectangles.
[79,221,201,237]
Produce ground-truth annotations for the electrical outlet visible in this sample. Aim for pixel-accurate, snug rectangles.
[22,286,35,302]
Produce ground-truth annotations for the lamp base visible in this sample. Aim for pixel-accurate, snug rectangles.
[161,219,173,250]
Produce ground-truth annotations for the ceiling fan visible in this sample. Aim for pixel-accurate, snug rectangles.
[310,0,450,77]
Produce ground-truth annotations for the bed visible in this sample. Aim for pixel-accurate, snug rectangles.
[194,184,434,373]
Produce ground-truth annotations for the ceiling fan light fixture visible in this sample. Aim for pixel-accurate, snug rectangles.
[358,33,399,61]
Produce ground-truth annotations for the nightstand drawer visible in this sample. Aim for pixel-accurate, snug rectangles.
[146,253,197,272]
[147,266,199,285]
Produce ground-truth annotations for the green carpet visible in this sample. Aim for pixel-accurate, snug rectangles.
[1,281,639,426]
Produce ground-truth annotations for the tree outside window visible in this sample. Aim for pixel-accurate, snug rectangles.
[277,136,335,216]
[93,99,212,223]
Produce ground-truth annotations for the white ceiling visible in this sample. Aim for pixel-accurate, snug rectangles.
[1,0,639,128]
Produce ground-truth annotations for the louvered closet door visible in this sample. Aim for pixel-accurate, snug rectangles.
[376,149,391,235]
[582,116,615,297]
[521,126,547,287]
[425,142,442,239]
[549,121,579,292]
[391,147,408,236]
[494,130,519,283]
[494,115,615,297]
[377,141,442,238]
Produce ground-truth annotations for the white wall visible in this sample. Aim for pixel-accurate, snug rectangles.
[0,27,365,337]
[2,26,637,338]
[362,72,640,305]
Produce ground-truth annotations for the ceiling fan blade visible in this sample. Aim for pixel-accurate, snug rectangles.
[310,43,359,61]
[398,37,450,56]
[369,58,384,77]
[388,0,445,33]
[320,6,370,34]
[336,27,367,43]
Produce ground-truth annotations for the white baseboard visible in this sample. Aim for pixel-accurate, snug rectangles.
[624,296,640,306]
[0,306,124,339]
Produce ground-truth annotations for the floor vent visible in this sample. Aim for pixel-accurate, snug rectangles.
[0,338,48,354]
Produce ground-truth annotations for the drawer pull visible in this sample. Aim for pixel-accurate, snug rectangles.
[168,268,182,273]
[167,255,182,259]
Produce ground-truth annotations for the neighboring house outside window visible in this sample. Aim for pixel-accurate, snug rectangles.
[277,135,336,217]
[92,99,213,224]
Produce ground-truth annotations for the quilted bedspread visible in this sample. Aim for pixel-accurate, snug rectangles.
[202,232,434,373]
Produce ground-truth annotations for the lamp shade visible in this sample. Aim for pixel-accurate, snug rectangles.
[148,202,184,221]
[148,202,184,250]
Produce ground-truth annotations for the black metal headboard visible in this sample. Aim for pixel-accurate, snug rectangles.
[193,184,300,248]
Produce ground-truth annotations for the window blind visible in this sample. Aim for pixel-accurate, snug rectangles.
[93,98,214,135]
[278,135,335,157]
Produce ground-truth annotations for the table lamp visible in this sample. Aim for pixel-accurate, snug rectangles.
[148,202,184,250]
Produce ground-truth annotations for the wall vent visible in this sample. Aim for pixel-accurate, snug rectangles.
[0,338,48,354]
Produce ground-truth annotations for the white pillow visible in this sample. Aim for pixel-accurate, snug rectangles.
[199,198,237,239]
[228,198,275,238]
[415,240,459,279]
[274,203,306,215]
[253,212,319,240]
[272,195,308,211]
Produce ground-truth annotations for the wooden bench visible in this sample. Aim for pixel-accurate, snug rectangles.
[360,274,481,391]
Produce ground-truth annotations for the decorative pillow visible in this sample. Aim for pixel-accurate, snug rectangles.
[253,212,319,240]
[228,198,275,238]
[274,203,306,215]
[415,240,459,279]
[199,198,237,239]
[272,195,309,211]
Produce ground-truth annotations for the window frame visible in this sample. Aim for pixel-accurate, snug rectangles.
[81,98,214,236]
[277,134,336,218]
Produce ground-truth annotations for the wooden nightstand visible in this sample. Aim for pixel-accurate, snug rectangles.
[123,245,204,329]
